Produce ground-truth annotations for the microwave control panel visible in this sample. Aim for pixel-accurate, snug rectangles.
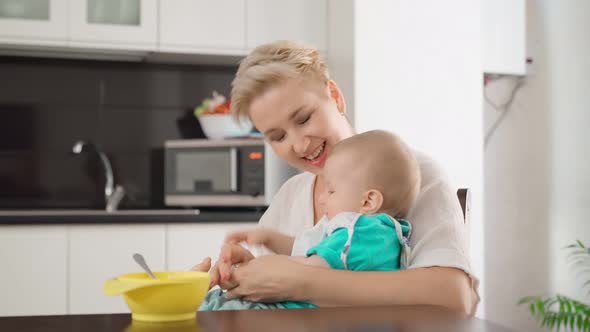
[240,146,265,197]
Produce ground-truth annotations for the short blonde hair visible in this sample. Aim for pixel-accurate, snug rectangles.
[231,40,330,120]
[330,130,421,218]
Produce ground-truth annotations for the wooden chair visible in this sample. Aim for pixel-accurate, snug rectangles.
[457,188,471,224]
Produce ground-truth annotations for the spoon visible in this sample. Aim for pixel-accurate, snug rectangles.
[133,253,157,279]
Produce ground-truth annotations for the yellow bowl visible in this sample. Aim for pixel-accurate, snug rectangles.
[104,271,210,322]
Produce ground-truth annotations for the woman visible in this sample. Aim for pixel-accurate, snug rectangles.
[192,40,479,314]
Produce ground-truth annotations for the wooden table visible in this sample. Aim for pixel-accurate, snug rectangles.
[0,306,516,332]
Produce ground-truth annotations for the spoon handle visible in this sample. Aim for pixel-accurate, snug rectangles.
[133,253,157,279]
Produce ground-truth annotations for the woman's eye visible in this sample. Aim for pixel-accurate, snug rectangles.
[272,134,285,142]
[298,114,311,125]
[327,190,335,195]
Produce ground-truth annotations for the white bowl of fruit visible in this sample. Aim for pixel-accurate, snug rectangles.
[194,92,253,140]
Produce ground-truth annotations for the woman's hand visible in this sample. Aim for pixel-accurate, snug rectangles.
[225,255,308,302]
[211,243,256,290]
[190,244,255,290]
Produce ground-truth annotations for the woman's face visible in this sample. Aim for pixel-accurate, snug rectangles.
[249,78,354,175]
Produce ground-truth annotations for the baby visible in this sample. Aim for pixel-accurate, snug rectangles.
[199,129,421,310]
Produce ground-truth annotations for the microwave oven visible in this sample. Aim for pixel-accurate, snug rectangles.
[164,138,298,207]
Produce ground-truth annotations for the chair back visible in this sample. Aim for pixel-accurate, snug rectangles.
[457,188,471,224]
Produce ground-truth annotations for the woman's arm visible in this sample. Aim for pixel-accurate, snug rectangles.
[300,265,477,314]
[226,255,477,315]
[288,255,331,267]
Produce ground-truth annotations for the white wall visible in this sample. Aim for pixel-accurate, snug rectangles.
[483,0,590,331]
[326,0,355,125]
[543,0,590,303]
[328,0,484,314]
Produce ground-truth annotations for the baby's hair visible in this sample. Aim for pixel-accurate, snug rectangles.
[330,130,421,217]
[231,40,330,120]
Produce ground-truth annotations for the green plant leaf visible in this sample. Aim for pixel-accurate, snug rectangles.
[565,297,573,313]
[518,296,537,304]
[539,316,549,327]
[519,241,590,331]
[559,297,565,314]
[570,316,576,331]
[538,301,546,316]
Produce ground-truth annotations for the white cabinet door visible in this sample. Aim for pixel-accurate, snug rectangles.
[167,222,256,271]
[0,226,67,316]
[68,0,157,51]
[159,0,246,55]
[482,0,526,75]
[68,225,166,314]
[0,0,67,46]
[246,0,327,51]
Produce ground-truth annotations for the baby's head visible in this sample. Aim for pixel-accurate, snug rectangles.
[320,130,421,219]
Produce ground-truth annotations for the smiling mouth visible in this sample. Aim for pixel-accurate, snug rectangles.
[303,142,326,161]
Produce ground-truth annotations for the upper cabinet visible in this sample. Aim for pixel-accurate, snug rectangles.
[0,0,67,46]
[246,0,327,52]
[482,0,526,75]
[0,0,328,58]
[159,0,246,54]
[68,0,158,50]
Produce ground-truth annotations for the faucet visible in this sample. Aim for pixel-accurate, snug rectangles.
[72,141,125,212]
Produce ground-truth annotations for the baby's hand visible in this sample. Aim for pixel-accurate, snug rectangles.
[225,228,271,246]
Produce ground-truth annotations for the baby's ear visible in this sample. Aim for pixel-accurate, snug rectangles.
[360,189,383,215]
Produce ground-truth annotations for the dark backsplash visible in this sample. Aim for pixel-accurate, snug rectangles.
[0,56,237,209]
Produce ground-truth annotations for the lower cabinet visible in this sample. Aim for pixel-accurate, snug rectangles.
[68,224,167,314]
[0,221,257,316]
[0,226,68,316]
[166,222,257,271]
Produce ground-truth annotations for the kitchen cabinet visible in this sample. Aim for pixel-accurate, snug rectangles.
[68,0,158,51]
[246,0,327,52]
[0,220,258,316]
[68,224,166,314]
[167,222,255,271]
[0,0,67,47]
[159,0,246,55]
[0,1,328,59]
[482,0,526,75]
[0,226,68,316]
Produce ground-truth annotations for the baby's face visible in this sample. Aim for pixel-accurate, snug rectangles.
[319,153,366,219]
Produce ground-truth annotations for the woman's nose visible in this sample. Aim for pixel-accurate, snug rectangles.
[292,135,311,155]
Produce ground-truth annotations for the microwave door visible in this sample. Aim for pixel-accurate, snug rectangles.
[172,148,234,195]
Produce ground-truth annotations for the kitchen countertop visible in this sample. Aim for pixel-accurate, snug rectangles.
[0,208,264,224]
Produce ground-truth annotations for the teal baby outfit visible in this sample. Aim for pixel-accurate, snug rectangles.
[199,212,411,311]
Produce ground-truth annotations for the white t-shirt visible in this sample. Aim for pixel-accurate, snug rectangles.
[257,150,476,283]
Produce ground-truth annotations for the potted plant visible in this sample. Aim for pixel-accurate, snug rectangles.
[519,240,590,331]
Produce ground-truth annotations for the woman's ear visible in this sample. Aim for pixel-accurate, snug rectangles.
[360,189,384,215]
[327,80,346,115]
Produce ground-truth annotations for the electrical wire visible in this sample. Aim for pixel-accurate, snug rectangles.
[484,77,526,148]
